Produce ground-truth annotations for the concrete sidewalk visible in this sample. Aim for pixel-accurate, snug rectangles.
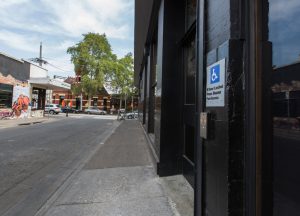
[35,120,193,216]
[0,116,57,129]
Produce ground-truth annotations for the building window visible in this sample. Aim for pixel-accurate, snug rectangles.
[0,84,13,108]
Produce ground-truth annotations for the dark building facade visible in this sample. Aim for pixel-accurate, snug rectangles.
[0,53,30,109]
[135,0,300,215]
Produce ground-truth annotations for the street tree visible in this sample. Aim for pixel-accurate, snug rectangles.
[109,53,135,110]
[67,33,116,108]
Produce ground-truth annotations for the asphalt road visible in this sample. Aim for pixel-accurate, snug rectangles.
[0,116,119,216]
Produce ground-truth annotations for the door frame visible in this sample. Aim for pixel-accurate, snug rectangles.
[245,0,273,215]
[181,23,197,188]
[195,0,205,215]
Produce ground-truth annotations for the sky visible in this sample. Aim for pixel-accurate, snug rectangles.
[269,0,300,67]
[0,0,134,78]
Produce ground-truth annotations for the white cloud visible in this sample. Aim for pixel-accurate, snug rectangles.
[43,40,75,53]
[0,0,133,39]
[0,0,29,8]
[40,0,133,39]
[41,54,75,78]
[0,0,134,77]
[0,30,38,53]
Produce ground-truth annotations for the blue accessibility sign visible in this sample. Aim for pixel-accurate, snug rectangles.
[210,64,220,84]
[206,58,226,107]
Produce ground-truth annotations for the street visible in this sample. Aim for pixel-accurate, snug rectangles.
[0,115,119,216]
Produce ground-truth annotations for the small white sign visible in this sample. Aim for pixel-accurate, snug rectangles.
[206,58,226,107]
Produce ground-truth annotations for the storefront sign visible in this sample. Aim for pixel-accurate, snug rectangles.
[206,58,226,107]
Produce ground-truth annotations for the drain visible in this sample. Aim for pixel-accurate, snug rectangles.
[18,121,43,126]
[32,121,42,124]
[18,123,31,126]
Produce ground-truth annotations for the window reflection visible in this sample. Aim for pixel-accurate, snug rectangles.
[186,0,196,30]
[185,37,196,104]
[269,0,300,215]
[269,0,300,67]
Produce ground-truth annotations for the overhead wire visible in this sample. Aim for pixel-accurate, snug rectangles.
[27,57,73,74]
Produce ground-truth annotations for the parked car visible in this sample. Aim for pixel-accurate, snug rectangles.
[61,106,79,113]
[45,104,61,114]
[126,111,138,119]
[84,107,107,115]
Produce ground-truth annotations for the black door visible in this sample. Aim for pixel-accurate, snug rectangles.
[182,29,196,187]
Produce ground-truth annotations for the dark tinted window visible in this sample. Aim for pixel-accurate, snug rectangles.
[269,1,300,215]
[270,1,300,67]
[184,37,196,104]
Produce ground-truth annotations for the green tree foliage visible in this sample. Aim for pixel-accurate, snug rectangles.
[67,33,116,105]
[109,53,135,109]
[67,32,135,110]
[110,53,134,94]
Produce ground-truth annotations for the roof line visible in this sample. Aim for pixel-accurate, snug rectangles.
[0,52,24,63]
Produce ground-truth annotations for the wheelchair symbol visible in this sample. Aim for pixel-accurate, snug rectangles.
[211,68,218,82]
[210,65,220,84]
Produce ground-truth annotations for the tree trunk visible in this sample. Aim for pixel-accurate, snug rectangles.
[119,95,122,109]
[88,96,91,108]
[80,93,83,111]
[124,94,127,111]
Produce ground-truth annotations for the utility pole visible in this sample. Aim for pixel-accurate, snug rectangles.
[39,42,42,67]
[29,42,48,66]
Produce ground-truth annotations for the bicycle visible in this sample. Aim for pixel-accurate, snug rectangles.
[117,109,126,121]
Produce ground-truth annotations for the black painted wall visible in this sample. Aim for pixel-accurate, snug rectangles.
[153,1,164,159]
[157,0,185,176]
[203,0,245,215]
[135,0,247,214]
[204,42,245,216]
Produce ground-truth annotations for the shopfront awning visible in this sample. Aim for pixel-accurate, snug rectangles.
[28,77,71,90]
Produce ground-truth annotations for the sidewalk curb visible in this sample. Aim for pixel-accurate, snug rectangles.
[34,120,122,216]
[139,121,159,171]
[0,117,59,129]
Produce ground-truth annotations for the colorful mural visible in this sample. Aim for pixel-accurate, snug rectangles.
[12,86,30,118]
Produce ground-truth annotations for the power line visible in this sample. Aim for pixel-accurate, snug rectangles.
[46,62,72,73]
[43,56,71,66]
[28,58,73,73]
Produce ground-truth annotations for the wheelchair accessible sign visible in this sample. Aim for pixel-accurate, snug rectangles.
[206,58,226,107]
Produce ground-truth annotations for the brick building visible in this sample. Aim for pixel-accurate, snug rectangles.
[51,77,112,111]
